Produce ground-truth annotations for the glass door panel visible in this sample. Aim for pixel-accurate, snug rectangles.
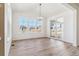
[50,18,64,39]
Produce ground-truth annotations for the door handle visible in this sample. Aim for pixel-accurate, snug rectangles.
[0,37,1,40]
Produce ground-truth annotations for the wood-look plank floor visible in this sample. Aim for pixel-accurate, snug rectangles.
[9,38,79,56]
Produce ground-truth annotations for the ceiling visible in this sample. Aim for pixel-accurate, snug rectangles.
[11,3,71,17]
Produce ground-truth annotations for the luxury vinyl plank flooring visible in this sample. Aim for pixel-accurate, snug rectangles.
[9,38,79,56]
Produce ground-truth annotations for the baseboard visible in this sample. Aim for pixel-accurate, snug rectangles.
[12,37,73,47]
[12,37,48,42]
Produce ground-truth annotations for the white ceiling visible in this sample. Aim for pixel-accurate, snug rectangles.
[11,3,71,17]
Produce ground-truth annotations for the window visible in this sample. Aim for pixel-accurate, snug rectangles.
[19,16,42,32]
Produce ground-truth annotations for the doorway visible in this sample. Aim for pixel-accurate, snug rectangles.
[50,17,64,39]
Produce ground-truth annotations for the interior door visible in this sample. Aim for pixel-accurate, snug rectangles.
[0,3,4,56]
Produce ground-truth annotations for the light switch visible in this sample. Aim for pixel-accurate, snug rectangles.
[0,37,1,40]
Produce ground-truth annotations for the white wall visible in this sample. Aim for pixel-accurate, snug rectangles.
[64,4,78,46]
[12,12,47,40]
[5,4,12,56]
[47,10,76,45]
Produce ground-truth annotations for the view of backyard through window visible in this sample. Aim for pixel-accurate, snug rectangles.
[19,16,42,32]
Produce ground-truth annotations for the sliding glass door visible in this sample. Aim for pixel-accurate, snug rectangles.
[50,18,64,39]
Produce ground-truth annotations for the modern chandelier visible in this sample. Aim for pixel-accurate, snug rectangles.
[37,3,43,20]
